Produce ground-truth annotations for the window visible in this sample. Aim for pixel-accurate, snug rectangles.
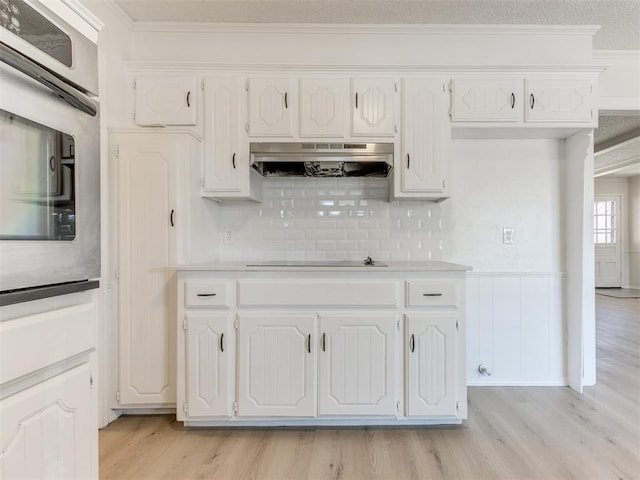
[593,200,617,244]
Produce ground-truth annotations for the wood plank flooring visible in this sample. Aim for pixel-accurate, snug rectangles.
[100,296,640,479]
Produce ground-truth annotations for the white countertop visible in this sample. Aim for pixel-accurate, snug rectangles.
[171,260,472,272]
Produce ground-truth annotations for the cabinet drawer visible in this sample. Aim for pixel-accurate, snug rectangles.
[238,280,397,307]
[184,281,231,308]
[406,280,457,307]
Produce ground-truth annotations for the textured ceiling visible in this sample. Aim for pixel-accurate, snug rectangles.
[112,0,640,50]
[595,115,640,150]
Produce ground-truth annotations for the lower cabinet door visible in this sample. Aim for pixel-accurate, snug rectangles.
[406,314,458,417]
[319,314,396,415]
[0,363,95,479]
[186,313,233,417]
[238,314,317,417]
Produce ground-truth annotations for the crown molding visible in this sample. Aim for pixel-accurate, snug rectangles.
[97,0,135,31]
[593,50,640,60]
[130,22,601,37]
[125,61,607,74]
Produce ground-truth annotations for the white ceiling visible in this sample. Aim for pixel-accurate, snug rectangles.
[112,0,640,50]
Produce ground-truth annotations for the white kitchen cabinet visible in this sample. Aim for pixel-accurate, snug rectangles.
[450,78,521,122]
[299,78,348,137]
[238,313,317,417]
[184,312,234,418]
[247,78,295,137]
[450,76,596,126]
[351,78,398,137]
[318,314,396,416]
[114,132,193,406]
[524,78,595,123]
[398,78,450,198]
[406,314,458,417]
[0,364,94,479]
[134,75,197,126]
[202,77,261,200]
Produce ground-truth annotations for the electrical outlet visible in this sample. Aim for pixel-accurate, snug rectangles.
[223,228,235,244]
[503,227,515,244]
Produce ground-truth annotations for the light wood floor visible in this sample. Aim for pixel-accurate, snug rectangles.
[100,296,640,479]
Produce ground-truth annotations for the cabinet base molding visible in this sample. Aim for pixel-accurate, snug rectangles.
[183,417,463,428]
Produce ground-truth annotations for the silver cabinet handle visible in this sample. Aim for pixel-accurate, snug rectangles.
[196,293,217,297]
[422,293,443,297]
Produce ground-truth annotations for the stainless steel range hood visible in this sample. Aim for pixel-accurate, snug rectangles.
[250,142,393,178]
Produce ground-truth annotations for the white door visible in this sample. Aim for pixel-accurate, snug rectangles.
[238,314,316,417]
[351,78,397,137]
[134,75,197,126]
[247,78,295,137]
[318,314,396,416]
[299,78,348,137]
[401,78,449,194]
[450,78,521,122]
[594,196,622,288]
[524,78,594,123]
[202,76,244,194]
[116,133,188,405]
[0,364,94,479]
[185,313,233,418]
[406,314,457,417]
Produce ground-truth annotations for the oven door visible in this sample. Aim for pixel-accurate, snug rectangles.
[0,57,100,293]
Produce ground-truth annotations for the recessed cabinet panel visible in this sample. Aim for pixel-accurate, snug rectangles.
[319,315,396,415]
[0,364,93,479]
[134,75,197,126]
[299,78,348,137]
[525,78,595,123]
[186,313,233,417]
[450,78,521,122]
[248,78,295,137]
[406,314,457,417]
[115,133,192,406]
[401,78,449,194]
[238,314,317,417]
[351,78,397,137]
[203,77,244,194]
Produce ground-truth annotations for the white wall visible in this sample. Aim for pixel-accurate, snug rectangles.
[594,176,631,287]
[629,175,640,288]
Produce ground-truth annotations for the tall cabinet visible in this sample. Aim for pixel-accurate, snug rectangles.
[113,131,195,407]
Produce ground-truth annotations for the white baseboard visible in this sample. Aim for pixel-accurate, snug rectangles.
[467,378,568,387]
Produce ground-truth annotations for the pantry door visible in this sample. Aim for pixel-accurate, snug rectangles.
[594,196,622,288]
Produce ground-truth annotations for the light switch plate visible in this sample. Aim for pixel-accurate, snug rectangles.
[503,227,515,244]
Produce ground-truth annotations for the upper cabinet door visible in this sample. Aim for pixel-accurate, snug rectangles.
[401,78,449,194]
[299,78,348,138]
[450,78,521,122]
[247,78,295,137]
[351,78,397,137]
[202,77,244,194]
[524,78,595,123]
[134,75,197,126]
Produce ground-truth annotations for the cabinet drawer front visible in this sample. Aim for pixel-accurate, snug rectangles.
[406,280,457,307]
[238,281,397,307]
[185,281,231,307]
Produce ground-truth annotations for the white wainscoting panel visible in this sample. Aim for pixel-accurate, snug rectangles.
[467,272,566,386]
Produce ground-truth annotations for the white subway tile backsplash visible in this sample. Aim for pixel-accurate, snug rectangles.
[218,177,444,262]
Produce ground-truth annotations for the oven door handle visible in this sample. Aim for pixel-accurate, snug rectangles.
[0,41,98,117]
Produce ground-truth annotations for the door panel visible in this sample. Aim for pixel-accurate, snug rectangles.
[594,196,622,288]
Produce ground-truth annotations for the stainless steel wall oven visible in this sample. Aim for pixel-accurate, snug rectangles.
[0,0,100,304]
